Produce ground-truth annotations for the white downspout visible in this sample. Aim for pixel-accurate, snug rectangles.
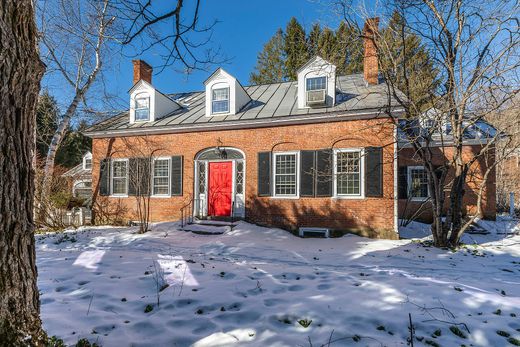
[393,122,399,235]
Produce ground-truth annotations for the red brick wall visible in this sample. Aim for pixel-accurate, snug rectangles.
[91,118,397,238]
[398,145,496,222]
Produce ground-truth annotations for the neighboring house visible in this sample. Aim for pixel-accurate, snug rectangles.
[497,148,520,212]
[62,151,93,199]
[83,18,496,239]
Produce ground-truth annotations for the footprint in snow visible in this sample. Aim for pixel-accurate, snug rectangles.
[317,283,332,290]
[288,284,305,292]
[41,297,55,305]
[78,281,89,286]
[263,298,283,307]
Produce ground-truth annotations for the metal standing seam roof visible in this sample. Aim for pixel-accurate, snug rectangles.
[84,74,404,136]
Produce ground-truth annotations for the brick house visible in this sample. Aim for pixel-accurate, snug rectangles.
[84,19,496,239]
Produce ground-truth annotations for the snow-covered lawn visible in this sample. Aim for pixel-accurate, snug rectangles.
[37,219,520,347]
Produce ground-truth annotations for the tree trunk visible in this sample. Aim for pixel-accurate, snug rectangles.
[0,1,46,345]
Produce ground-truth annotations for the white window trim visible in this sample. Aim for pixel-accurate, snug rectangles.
[110,158,129,197]
[83,153,92,170]
[407,165,430,201]
[333,148,365,199]
[305,76,327,108]
[305,76,327,92]
[151,157,171,198]
[211,87,230,115]
[272,151,300,199]
[134,93,150,122]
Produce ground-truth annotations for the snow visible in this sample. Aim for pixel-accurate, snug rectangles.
[37,218,520,347]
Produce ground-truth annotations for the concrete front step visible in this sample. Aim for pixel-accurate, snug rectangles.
[182,223,231,235]
[192,218,237,227]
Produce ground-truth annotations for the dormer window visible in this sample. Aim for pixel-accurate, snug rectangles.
[135,93,150,121]
[82,152,92,170]
[211,87,229,114]
[305,76,327,107]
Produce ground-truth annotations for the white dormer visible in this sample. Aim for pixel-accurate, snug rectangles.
[82,151,92,171]
[129,80,180,124]
[204,68,251,117]
[297,56,336,109]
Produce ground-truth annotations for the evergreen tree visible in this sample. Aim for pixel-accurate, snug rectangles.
[317,27,337,64]
[284,17,308,80]
[250,29,286,84]
[36,91,60,159]
[307,23,321,57]
[335,21,363,74]
[55,120,92,168]
[380,11,439,111]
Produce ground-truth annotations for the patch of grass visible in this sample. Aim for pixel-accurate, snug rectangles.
[511,313,517,317]
[449,326,467,339]
[376,325,386,331]
[352,335,361,342]
[496,330,510,337]
[425,339,440,347]
[47,336,66,347]
[144,304,153,313]
[493,309,502,315]
[508,337,520,346]
[298,318,312,328]
[454,286,464,292]
[76,339,100,347]
[433,329,442,337]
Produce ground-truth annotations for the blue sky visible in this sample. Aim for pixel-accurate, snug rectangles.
[111,0,341,98]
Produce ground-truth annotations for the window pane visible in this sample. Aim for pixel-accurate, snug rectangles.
[84,159,92,169]
[198,162,206,194]
[306,77,326,91]
[274,154,297,196]
[136,97,149,108]
[153,159,170,195]
[212,88,229,101]
[235,160,244,194]
[135,108,149,121]
[336,151,361,195]
[212,100,229,113]
[410,168,428,198]
[112,161,128,195]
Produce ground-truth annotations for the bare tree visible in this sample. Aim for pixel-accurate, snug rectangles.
[37,0,116,212]
[109,0,222,72]
[0,1,47,345]
[337,0,520,246]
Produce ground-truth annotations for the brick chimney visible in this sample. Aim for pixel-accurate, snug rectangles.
[363,17,379,85]
[132,59,152,85]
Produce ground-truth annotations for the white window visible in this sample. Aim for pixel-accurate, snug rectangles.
[306,76,326,91]
[211,87,229,114]
[135,93,150,121]
[273,152,299,197]
[334,149,364,198]
[408,166,429,200]
[152,158,170,196]
[84,158,92,170]
[111,159,128,196]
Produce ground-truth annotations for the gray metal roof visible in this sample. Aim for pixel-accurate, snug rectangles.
[84,74,404,137]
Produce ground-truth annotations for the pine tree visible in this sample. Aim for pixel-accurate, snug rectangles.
[55,120,92,168]
[284,17,308,80]
[380,11,439,111]
[317,27,337,64]
[36,91,60,159]
[250,29,286,84]
[335,21,363,74]
[307,23,321,57]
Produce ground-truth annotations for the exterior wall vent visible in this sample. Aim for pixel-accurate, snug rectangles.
[298,227,330,238]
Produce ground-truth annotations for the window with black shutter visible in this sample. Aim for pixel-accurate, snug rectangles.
[300,151,316,197]
[316,149,333,197]
[398,166,408,199]
[365,147,383,197]
[257,152,271,196]
[171,156,183,196]
[99,159,110,196]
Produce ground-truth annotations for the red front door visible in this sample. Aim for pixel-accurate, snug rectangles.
[208,161,233,217]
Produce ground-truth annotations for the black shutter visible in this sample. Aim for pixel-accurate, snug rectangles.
[171,155,183,196]
[99,159,110,196]
[257,152,271,196]
[365,147,383,197]
[300,150,316,197]
[316,149,333,197]
[128,158,138,196]
[398,166,408,199]
[139,158,151,196]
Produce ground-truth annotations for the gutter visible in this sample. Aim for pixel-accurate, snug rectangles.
[83,107,406,138]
